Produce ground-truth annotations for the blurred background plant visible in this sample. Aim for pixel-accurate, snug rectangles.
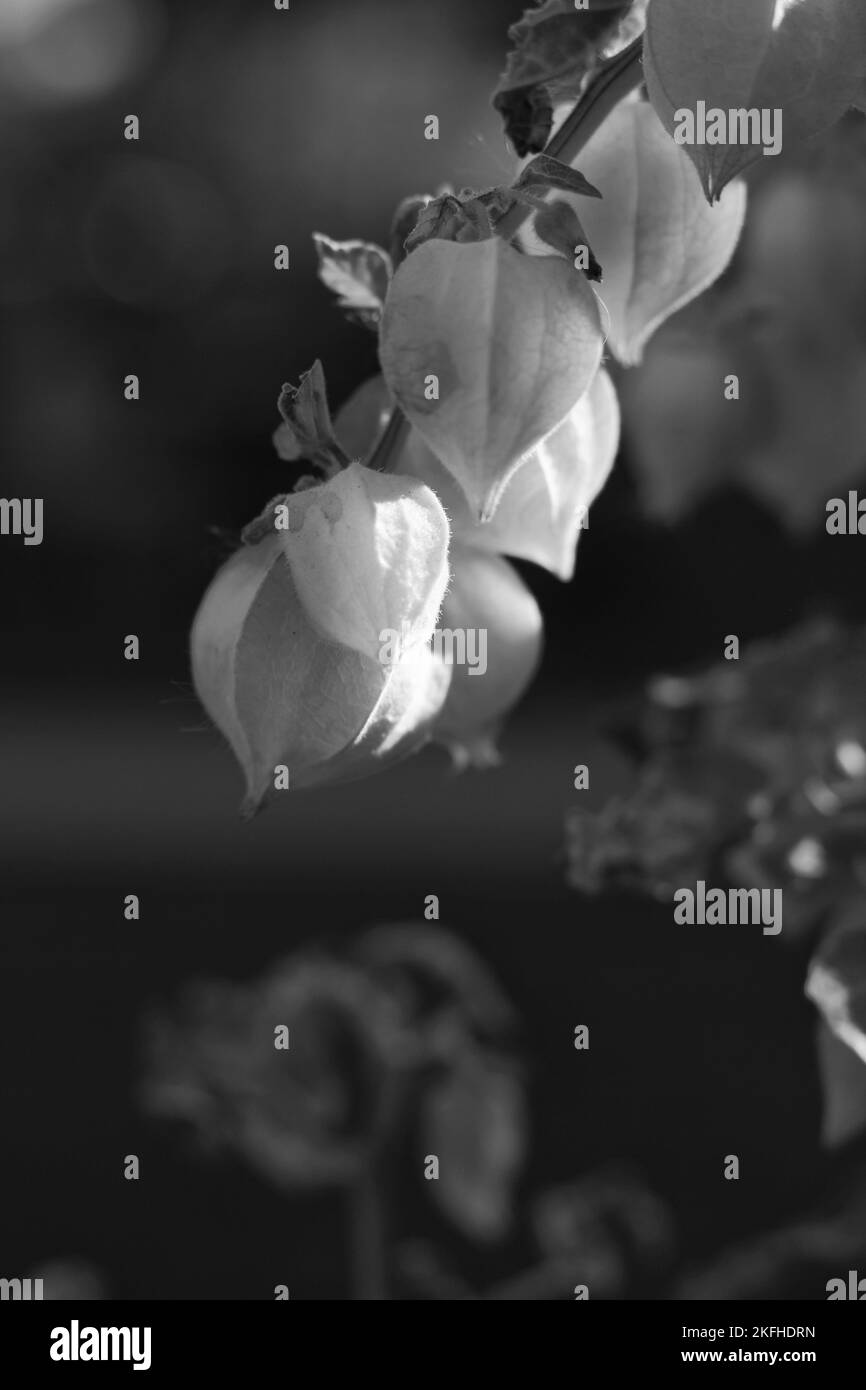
[567,621,866,1298]
[142,923,675,1300]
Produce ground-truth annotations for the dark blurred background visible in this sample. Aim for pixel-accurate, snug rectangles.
[2,0,866,1299]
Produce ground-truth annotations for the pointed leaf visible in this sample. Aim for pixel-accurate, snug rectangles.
[515,152,602,199]
[644,0,866,202]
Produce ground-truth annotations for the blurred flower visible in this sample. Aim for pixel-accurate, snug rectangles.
[567,753,762,899]
[568,621,866,934]
[532,1170,673,1296]
[143,924,525,1241]
[143,955,406,1189]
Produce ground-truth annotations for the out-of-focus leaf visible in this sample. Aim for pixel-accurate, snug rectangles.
[644,0,866,202]
[521,98,746,363]
[423,1050,527,1241]
[312,234,392,329]
[379,237,603,520]
[815,1019,866,1148]
[807,917,866,1068]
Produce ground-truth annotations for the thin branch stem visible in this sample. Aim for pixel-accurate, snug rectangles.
[367,34,645,472]
[496,34,645,240]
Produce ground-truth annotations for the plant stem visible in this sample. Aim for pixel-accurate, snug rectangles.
[367,34,644,473]
[349,1169,387,1300]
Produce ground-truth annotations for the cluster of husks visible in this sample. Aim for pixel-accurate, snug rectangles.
[192,13,753,811]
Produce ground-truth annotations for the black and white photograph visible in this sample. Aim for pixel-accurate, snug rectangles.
[2,0,866,1360]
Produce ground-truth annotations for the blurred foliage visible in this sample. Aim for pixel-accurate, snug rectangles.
[567,620,866,939]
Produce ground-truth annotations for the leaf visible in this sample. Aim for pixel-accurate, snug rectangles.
[493,0,644,155]
[423,1050,527,1241]
[379,237,604,520]
[273,359,350,475]
[644,0,866,202]
[815,1019,866,1149]
[389,194,432,266]
[334,369,619,581]
[521,97,746,363]
[312,233,392,328]
[806,916,866,1067]
[514,152,602,200]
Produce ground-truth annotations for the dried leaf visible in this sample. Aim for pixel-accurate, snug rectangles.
[494,0,643,155]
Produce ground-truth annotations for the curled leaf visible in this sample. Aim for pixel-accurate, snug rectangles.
[379,236,604,520]
[272,360,351,475]
[312,234,392,329]
[494,0,646,155]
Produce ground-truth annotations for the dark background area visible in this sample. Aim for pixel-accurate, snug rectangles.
[1,0,865,1298]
